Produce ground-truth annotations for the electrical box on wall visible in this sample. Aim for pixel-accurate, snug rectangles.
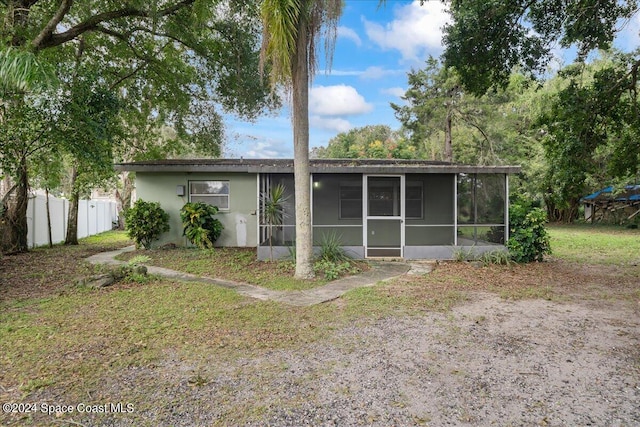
[176,185,186,196]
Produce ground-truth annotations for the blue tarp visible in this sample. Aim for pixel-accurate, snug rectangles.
[582,185,640,202]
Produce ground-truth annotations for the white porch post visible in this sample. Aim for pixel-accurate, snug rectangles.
[454,174,458,246]
[505,174,510,243]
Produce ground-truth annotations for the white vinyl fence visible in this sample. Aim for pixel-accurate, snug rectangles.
[26,194,118,248]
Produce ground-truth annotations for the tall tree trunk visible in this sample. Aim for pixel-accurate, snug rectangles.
[1,155,30,253]
[291,5,314,279]
[115,172,134,229]
[65,165,79,245]
[45,187,53,247]
[444,109,453,162]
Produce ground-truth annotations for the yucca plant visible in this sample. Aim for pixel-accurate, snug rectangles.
[180,202,223,249]
[319,231,349,262]
[260,184,289,261]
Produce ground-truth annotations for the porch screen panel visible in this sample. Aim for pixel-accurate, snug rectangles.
[457,174,506,245]
[405,174,455,246]
[312,174,362,225]
[312,174,363,246]
[259,174,295,247]
[313,227,362,246]
[424,174,454,224]
[405,226,454,245]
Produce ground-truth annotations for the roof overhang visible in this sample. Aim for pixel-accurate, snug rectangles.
[115,158,522,175]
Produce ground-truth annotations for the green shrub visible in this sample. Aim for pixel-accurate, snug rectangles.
[314,259,359,280]
[286,243,296,261]
[127,255,151,266]
[125,199,170,249]
[480,250,512,266]
[507,200,551,263]
[452,247,476,262]
[313,233,358,280]
[180,202,223,249]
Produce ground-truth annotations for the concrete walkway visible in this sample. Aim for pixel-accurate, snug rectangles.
[86,246,411,307]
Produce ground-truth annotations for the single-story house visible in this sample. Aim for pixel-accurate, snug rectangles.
[115,158,521,260]
[581,184,640,223]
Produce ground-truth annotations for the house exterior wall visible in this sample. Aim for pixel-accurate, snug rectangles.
[134,169,510,260]
[135,172,258,248]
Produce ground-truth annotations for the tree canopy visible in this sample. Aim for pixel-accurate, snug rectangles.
[443,0,639,95]
[441,1,640,222]
[312,125,417,159]
[537,54,640,220]
[0,0,278,253]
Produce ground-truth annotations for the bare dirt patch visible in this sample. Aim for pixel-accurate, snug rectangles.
[26,290,636,427]
[7,260,637,427]
[0,237,132,303]
[2,236,639,426]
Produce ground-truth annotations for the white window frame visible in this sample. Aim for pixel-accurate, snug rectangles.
[189,180,230,211]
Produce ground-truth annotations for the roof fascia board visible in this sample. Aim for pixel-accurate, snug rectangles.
[114,162,521,175]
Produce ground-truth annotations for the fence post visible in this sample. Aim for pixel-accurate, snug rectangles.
[63,198,67,239]
[30,195,36,248]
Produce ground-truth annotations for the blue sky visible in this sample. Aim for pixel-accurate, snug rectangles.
[223,0,640,159]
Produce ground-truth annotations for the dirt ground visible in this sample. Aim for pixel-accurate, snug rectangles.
[49,265,640,426]
[2,249,639,426]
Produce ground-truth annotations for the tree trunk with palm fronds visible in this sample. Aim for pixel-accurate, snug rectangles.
[260,0,342,279]
[290,6,314,278]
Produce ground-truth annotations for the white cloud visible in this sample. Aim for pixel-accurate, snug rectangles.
[381,87,405,98]
[243,141,289,159]
[224,121,293,158]
[337,26,362,46]
[309,85,373,116]
[363,0,450,62]
[310,116,352,133]
[360,66,403,80]
[329,66,404,79]
[329,69,363,77]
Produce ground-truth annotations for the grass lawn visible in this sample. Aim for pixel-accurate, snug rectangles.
[548,223,640,265]
[116,246,367,291]
[1,226,639,426]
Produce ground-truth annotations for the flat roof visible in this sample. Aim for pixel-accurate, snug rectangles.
[115,158,521,174]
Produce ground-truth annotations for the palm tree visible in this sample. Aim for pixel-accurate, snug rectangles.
[0,47,52,253]
[0,48,49,98]
[260,0,343,279]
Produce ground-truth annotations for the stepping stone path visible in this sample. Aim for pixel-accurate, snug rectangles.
[86,246,412,306]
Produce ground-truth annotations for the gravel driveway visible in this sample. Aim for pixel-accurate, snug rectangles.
[76,291,640,426]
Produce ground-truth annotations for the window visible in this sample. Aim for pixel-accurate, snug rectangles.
[339,184,362,219]
[367,177,400,217]
[189,181,229,210]
[406,181,423,219]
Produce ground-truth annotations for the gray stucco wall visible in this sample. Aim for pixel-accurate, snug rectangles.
[135,172,258,248]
